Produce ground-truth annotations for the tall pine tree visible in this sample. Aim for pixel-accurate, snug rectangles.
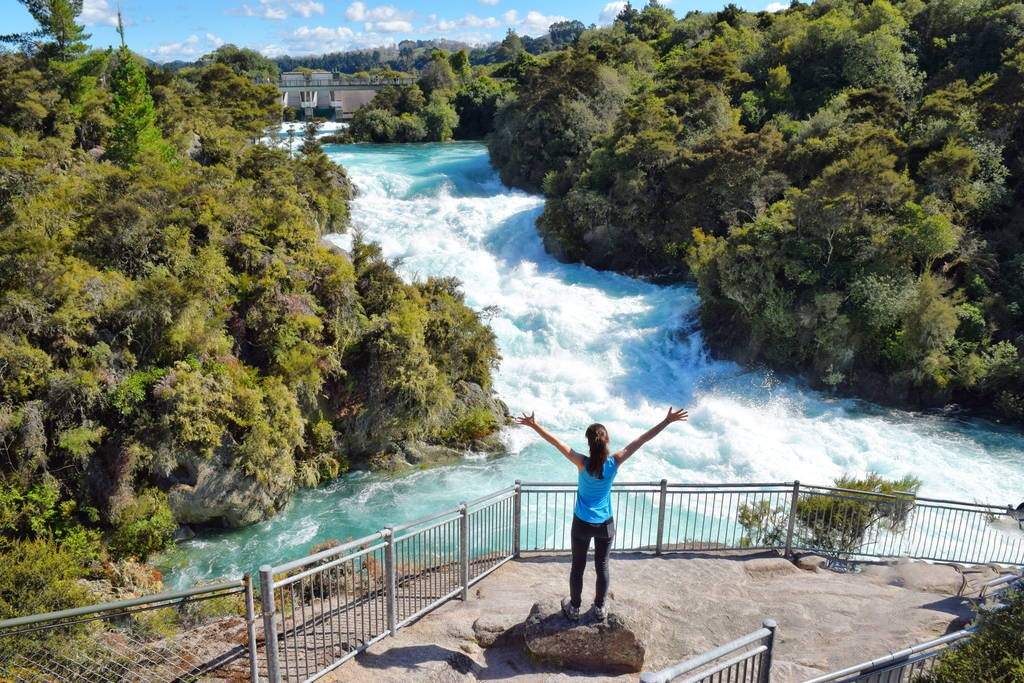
[0,0,90,62]
[106,13,163,166]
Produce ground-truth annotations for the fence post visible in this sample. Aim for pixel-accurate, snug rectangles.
[760,618,777,683]
[243,574,260,683]
[784,480,800,559]
[459,503,470,600]
[384,526,397,636]
[513,480,522,558]
[656,479,668,556]
[259,565,282,683]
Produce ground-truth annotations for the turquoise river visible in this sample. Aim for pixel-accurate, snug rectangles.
[161,140,1024,587]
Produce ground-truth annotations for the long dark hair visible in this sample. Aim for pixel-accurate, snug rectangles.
[585,423,609,478]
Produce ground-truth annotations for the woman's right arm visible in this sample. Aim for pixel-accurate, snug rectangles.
[515,412,584,470]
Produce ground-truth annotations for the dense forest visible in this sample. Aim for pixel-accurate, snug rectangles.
[486,0,1024,422]
[271,24,588,75]
[0,3,503,613]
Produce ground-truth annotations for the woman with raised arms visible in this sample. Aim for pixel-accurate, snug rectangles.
[514,407,689,620]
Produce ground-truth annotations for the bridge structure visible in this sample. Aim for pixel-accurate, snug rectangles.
[277,71,417,120]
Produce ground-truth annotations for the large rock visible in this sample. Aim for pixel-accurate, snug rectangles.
[159,446,293,528]
[523,599,646,674]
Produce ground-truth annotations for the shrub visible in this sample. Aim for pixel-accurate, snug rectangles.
[796,473,920,567]
[438,405,499,445]
[108,489,177,560]
[919,590,1024,682]
[737,499,788,547]
[0,538,92,620]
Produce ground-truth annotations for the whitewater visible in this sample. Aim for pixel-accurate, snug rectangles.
[162,141,1024,587]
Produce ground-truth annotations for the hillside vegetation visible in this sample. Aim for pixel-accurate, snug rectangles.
[0,3,502,605]
[486,0,1024,421]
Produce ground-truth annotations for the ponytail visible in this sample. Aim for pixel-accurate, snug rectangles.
[585,423,609,479]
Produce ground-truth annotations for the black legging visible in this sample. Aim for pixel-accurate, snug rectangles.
[569,514,616,609]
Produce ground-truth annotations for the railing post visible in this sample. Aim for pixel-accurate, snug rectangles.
[384,526,397,636]
[459,503,470,600]
[243,574,260,683]
[761,618,777,683]
[656,479,668,556]
[259,565,282,683]
[784,480,800,559]
[513,480,522,558]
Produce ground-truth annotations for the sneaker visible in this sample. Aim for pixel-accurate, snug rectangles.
[593,604,607,620]
[561,598,580,621]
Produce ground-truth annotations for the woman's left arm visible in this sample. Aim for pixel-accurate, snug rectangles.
[614,406,688,465]
[515,412,585,470]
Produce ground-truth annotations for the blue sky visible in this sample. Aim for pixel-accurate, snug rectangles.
[1,0,781,62]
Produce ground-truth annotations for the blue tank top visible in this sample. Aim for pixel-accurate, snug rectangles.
[575,456,619,523]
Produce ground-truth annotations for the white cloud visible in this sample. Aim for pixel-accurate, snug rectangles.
[290,1,326,18]
[292,25,356,41]
[80,0,121,27]
[364,19,413,32]
[225,0,323,19]
[144,33,229,60]
[501,9,517,22]
[261,26,396,55]
[518,10,565,34]
[764,2,787,11]
[599,1,626,24]
[344,2,413,22]
[479,0,499,5]
[425,13,501,32]
[226,3,287,19]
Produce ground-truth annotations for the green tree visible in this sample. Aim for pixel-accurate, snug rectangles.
[106,41,165,166]
[796,473,921,567]
[0,0,90,62]
[448,49,471,81]
[418,48,457,96]
[204,44,279,82]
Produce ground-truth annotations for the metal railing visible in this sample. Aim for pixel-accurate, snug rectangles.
[516,480,1023,566]
[259,485,517,682]
[641,619,777,683]
[801,628,973,682]
[276,76,418,88]
[0,577,259,682]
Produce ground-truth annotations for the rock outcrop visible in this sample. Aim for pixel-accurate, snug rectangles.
[160,446,293,528]
[521,599,646,674]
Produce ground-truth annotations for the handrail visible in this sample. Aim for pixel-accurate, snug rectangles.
[979,573,1022,599]
[267,529,386,576]
[519,481,795,489]
[640,619,776,683]
[800,628,974,683]
[0,578,245,631]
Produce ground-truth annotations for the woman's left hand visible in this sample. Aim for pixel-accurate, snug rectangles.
[664,406,688,424]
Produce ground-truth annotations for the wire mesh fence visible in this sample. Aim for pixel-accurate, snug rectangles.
[0,578,258,683]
